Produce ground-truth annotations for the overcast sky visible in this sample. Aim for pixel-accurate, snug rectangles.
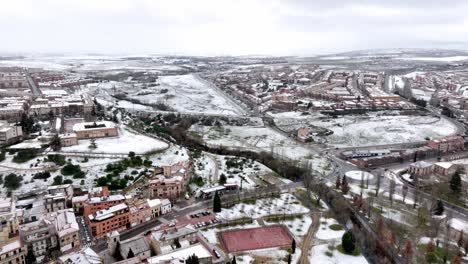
[1,0,468,56]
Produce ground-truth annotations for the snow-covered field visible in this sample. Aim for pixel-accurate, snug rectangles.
[61,126,168,154]
[0,154,118,195]
[315,217,345,240]
[0,55,187,72]
[271,111,458,147]
[398,56,468,62]
[309,215,367,263]
[217,193,309,221]
[190,125,327,164]
[308,244,368,264]
[127,74,245,116]
[345,171,374,181]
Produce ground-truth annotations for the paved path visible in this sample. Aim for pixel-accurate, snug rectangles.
[299,211,321,264]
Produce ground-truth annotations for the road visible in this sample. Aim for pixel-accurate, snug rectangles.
[26,71,41,96]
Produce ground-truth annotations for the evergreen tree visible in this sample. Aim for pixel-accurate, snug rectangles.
[291,239,296,254]
[174,238,181,248]
[341,176,350,194]
[19,113,34,134]
[50,134,62,151]
[213,191,222,213]
[219,174,227,185]
[287,254,291,264]
[231,256,237,264]
[450,171,462,194]
[186,254,199,264]
[433,199,444,216]
[342,230,356,253]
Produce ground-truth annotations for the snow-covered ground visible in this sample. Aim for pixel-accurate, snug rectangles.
[310,216,367,263]
[217,193,309,221]
[0,55,187,72]
[126,74,245,116]
[398,56,468,62]
[0,154,119,195]
[148,144,189,167]
[61,126,168,154]
[190,125,332,170]
[271,111,457,147]
[193,153,274,189]
[308,244,368,264]
[345,171,374,181]
[315,217,345,240]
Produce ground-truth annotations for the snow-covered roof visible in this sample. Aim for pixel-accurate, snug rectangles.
[89,203,128,221]
[0,239,22,255]
[147,244,211,263]
[434,162,454,169]
[88,194,125,204]
[147,199,162,208]
[59,247,102,264]
[410,161,433,169]
[73,121,115,132]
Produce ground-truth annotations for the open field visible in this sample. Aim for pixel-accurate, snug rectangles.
[270,111,458,147]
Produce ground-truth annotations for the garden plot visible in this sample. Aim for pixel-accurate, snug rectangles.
[264,214,313,238]
[127,74,245,116]
[61,126,168,154]
[271,111,458,147]
[217,193,309,221]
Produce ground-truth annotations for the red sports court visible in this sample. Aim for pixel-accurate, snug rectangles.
[219,225,293,253]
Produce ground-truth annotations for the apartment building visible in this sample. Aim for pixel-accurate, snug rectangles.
[0,239,27,264]
[19,209,80,260]
[50,210,80,253]
[44,193,67,213]
[47,184,74,201]
[0,121,23,145]
[83,194,127,217]
[129,201,152,227]
[427,136,465,153]
[148,175,184,200]
[0,70,28,89]
[87,203,131,237]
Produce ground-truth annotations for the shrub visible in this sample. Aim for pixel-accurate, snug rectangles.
[342,230,356,254]
[52,175,63,185]
[33,171,51,180]
[47,154,66,166]
[12,150,36,163]
[4,174,23,190]
[61,164,82,176]
[63,179,73,184]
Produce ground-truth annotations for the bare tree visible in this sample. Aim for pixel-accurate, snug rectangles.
[360,171,365,198]
[389,179,396,206]
[375,169,382,197]
[402,185,408,203]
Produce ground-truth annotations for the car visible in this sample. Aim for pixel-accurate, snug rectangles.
[212,249,220,258]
